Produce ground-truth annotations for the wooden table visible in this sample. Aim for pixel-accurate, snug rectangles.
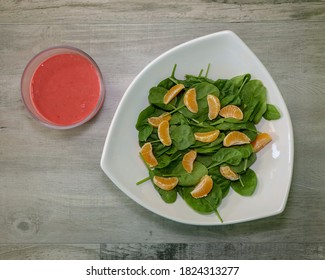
[0,0,324,260]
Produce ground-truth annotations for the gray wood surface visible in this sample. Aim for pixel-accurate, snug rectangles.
[0,0,324,260]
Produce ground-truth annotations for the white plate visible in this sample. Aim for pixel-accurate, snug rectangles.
[100,30,294,225]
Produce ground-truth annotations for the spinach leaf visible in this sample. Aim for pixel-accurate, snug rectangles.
[209,169,231,198]
[178,183,222,213]
[220,93,240,107]
[232,144,253,159]
[196,154,215,168]
[154,185,178,203]
[210,147,243,167]
[148,87,177,110]
[217,79,235,100]
[157,77,176,89]
[155,151,182,169]
[252,87,267,124]
[214,79,228,92]
[195,144,223,154]
[229,153,257,174]
[241,80,266,122]
[154,160,208,187]
[194,134,224,154]
[136,105,156,130]
[170,112,188,125]
[231,168,257,196]
[151,141,171,157]
[263,104,281,120]
[138,125,153,142]
[170,125,196,150]
[231,73,251,90]
[179,97,210,122]
[241,129,257,142]
[194,82,220,99]
[149,169,178,203]
[213,121,256,131]
[183,74,215,88]
[218,74,250,107]
[172,161,208,187]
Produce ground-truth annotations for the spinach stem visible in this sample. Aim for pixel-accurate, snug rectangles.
[207,163,219,170]
[243,158,248,171]
[177,110,200,124]
[210,118,225,126]
[238,75,249,94]
[198,69,204,77]
[207,200,223,223]
[169,77,179,84]
[171,64,177,78]
[205,63,211,78]
[136,176,151,185]
[239,175,244,187]
[190,121,211,128]
[215,209,223,223]
[190,118,200,124]
[169,104,185,114]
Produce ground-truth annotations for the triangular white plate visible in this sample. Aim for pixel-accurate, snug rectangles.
[101,30,294,225]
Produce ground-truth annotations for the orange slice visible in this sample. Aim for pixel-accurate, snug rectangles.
[182,150,197,173]
[140,142,158,168]
[194,130,220,143]
[251,132,272,152]
[158,120,172,146]
[153,176,178,191]
[207,94,220,120]
[191,175,213,198]
[163,84,185,104]
[219,105,244,120]
[223,131,251,147]
[220,166,239,181]
[147,112,171,127]
[184,88,198,113]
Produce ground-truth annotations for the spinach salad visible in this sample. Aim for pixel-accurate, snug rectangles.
[136,65,280,222]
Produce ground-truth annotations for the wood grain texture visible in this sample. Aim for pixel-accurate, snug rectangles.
[0,0,324,24]
[0,0,325,259]
[100,243,325,260]
[0,244,99,260]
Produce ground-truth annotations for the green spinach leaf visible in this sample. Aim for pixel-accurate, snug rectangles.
[263,104,281,120]
[211,147,243,167]
[148,87,177,110]
[178,183,222,213]
[170,125,196,150]
[231,168,257,196]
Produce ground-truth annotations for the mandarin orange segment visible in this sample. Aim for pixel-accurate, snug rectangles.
[219,104,244,120]
[223,131,251,147]
[220,165,239,181]
[207,94,221,121]
[140,142,158,168]
[163,84,185,104]
[194,130,220,143]
[147,112,171,127]
[158,120,172,146]
[153,176,178,191]
[191,175,213,198]
[251,132,272,152]
[207,94,220,120]
[182,150,197,173]
[184,88,198,113]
